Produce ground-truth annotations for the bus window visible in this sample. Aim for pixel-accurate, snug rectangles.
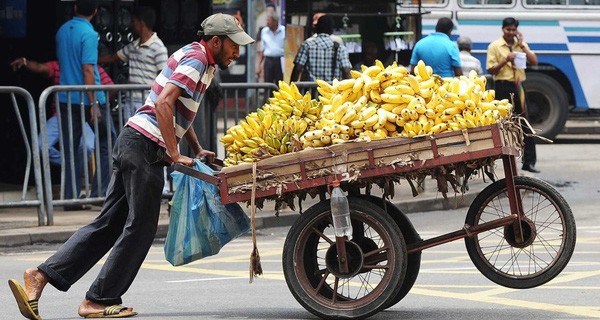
[525,0,565,4]
[398,0,448,6]
[460,0,514,6]
[523,0,600,4]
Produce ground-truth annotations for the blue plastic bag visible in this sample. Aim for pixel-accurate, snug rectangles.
[164,159,251,266]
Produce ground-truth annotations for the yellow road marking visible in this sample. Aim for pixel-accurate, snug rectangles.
[409,287,600,318]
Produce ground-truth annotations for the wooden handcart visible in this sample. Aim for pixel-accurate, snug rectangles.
[174,122,576,320]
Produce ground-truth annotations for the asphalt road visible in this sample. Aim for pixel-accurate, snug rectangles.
[1,143,599,320]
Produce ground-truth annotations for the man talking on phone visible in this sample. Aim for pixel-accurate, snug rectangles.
[486,17,539,173]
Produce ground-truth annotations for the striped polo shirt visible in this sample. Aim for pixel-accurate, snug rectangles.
[126,41,216,159]
[117,32,168,101]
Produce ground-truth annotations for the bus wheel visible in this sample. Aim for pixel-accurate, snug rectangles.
[523,73,568,140]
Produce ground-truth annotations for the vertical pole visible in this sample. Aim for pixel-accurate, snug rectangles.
[502,155,524,244]
[335,237,349,274]
[247,0,256,84]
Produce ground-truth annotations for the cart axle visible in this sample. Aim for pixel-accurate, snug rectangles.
[407,214,518,254]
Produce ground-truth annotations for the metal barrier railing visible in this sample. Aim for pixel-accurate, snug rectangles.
[38,84,156,224]
[0,87,46,226]
[35,82,317,224]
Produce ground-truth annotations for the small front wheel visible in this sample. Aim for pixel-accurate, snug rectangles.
[465,176,576,289]
[283,198,407,319]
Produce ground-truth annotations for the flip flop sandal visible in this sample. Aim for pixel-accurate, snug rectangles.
[83,305,138,318]
[8,279,41,320]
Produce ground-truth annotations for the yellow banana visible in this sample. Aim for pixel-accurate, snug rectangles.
[351,119,365,129]
[443,107,462,116]
[350,69,362,79]
[377,108,388,127]
[316,79,334,92]
[333,101,352,123]
[369,89,382,103]
[365,113,379,127]
[381,93,411,104]
[415,60,430,81]
[243,139,258,148]
[320,135,332,145]
[353,95,369,111]
[340,108,357,125]
[352,76,364,93]
[407,75,420,93]
[337,78,356,91]
[363,65,383,78]
[361,106,378,119]
[384,121,397,132]
[430,123,448,134]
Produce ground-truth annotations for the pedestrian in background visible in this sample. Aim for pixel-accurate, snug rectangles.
[353,41,379,71]
[257,10,285,85]
[255,3,277,83]
[99,6,168,120]
[55,0,116,208]
[9,57,114,170]
[486,17,539,173]
[409,17,462,77]
[8,12,253,320]
[311,12,344,45]
[457,36,483,75]
[290,14,352,82]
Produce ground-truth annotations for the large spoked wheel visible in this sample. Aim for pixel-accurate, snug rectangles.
[362,195,422,309]
[283,198,407,320]
[465,176,576,289]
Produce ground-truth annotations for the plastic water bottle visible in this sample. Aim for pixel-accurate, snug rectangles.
[330,181,353,238]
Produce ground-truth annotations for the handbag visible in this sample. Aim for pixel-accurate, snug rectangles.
[164,159,251,266]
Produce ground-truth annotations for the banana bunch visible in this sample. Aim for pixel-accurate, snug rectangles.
[300,123,354,148]
[308,60,411,145]
[263,81,322,125]
[221,111,311,166]
[398,69,513,137]
[221,111,269,166]
[221,82,321,166]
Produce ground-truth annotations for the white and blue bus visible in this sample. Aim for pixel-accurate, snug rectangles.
[409,0,600,138]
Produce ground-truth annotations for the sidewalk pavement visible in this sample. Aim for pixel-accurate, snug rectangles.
[0,177,493,247]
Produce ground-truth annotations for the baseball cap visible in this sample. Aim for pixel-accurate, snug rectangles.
[200,13,255,45]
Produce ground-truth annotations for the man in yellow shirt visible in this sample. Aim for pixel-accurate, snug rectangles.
[486,17,539,173]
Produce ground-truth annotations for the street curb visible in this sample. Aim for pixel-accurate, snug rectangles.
[0,192,478,248]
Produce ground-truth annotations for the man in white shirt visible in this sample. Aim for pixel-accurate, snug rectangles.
[257,11,285,84]
[457,36,483,75]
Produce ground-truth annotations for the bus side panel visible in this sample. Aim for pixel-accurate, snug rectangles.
[422,15,597,110]
[562,21,600,110]
[534,55,588,109]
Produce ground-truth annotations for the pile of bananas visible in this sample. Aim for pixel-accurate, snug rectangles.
[308,60,513,142]
[221,60,513,166]
[220,81,322,166]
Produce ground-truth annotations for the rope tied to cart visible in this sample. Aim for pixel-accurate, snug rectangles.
[249,162,263,283]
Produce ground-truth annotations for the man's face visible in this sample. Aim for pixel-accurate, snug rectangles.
[266,16,278,30]
[131,17,142,36]
[502,24,518,42]
[213,37,240,70]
